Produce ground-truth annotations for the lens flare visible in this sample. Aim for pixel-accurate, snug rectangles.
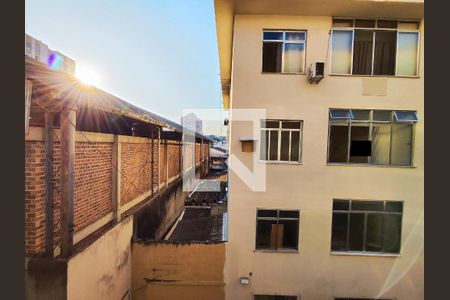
[48,52,63,70]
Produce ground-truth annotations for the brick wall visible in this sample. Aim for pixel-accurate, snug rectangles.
[120,142,152,205]
[196,143,201,163]
[25,128,208,256]
[74,142,113,230]
[168,143,180,179]
[25,141,46,255]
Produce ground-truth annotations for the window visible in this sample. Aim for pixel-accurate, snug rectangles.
[255,296,297,300]
[262,30,306,73]
[260,120,302,163]
[256,209,299,251]
[331,199,403,254]
[328,109,417,166]
[330,19,420,76]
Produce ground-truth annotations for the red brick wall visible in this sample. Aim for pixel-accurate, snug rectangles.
[159,143,167,185]
[25,141,46,255]
[73,142,113,230]
[168,143,180,179]
[25,131,186,255]
[196,143,201,163]
[120,142,152,204]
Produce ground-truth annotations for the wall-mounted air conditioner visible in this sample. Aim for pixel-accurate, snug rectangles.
[308,62,325,84]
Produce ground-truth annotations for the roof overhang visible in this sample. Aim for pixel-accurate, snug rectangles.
[214,0,424,109]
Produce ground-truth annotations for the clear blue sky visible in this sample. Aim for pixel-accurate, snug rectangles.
[26,0,226,136]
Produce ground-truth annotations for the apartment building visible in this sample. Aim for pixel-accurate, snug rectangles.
[214,1,424,300]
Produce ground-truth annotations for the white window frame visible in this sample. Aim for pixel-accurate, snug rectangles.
[262,30,307,74]
[329,18,421,77]
[259,119,303,164]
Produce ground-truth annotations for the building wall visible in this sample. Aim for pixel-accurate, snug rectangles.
[67,217,133,300]
[225,15,424,299]
[131,242,225,300]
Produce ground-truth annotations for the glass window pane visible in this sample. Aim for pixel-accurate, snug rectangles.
[333,200,350,211]
[329,125,349,163]
[269,131,279,160]
[355,19,376,28]
[330,109,352,119]
[366,214,384,252]
[260,130,269,160]
[373,110,392,121]
[353,30,373,75]
[286,31,305,41]
[257,209,277,218]
[377,20,398,29]
[290,131,300,162]
[383,214,402,253]
[394,111,418,122]
[331,30,353,74]
[349,213,365,251]
[256,219,277,249]
[262,120,280,128]
[371,124,391,164]
[284,43,305,73]
[352,201,384,211]
[280,131,290,161]
[352,109,370,120]
[331,212,348,251]
[390,124,413,166]
[263,31,283,40]
[282,121,301,129]
[262,42,282,72]
[279,210,299,218]
[333,19,353,27]
[373,31,397,75]
[349,125,371,163]
[386,201,403,213]
[397,32,419,76]
[279,220,299,249]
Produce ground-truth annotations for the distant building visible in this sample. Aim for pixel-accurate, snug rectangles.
[181,112,203,134]
[25,34,75,75]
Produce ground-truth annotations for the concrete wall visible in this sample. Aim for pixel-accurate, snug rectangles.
[225,15,424,299]
[131,242,225,300]
[134,179,187,240]
[67,217,133,300]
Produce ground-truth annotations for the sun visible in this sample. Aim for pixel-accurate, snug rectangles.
[76,65,101,87]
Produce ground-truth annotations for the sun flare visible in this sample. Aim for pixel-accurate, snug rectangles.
[76,65,101,87]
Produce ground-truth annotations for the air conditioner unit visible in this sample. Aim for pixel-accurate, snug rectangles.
[308,62,325,84]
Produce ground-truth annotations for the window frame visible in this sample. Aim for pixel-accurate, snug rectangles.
[259,119,303,164]
[329,18,421,77]
[255,208,301,252]
[330,199,404,255]
[326,109,417,167]
[262,29,307,74]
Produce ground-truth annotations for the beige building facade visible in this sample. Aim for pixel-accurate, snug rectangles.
[215,1,424,299]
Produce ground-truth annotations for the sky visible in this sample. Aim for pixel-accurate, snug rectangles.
[25,0,227,136]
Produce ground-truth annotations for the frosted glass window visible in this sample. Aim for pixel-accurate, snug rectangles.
[331,30,353,74]
[284,43,304,73]
[396,32,419,76]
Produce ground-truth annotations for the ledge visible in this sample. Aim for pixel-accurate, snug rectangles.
[326,163,416,169]
[253,249,299,254]
[330,251,400,258]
